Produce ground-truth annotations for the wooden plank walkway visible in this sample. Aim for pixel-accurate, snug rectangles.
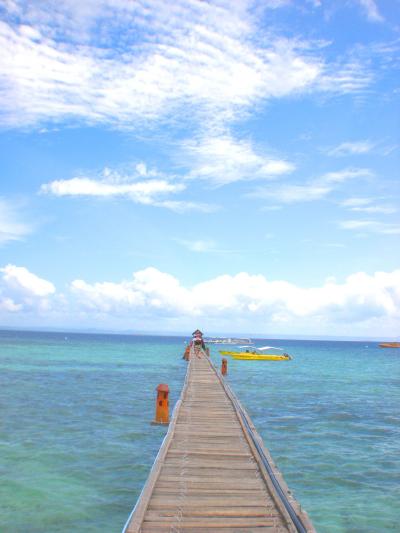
[123,350,315,533]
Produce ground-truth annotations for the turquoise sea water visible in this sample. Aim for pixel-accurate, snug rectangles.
[0,331,399,532]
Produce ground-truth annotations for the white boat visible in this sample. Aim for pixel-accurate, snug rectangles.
[204,337,253,345]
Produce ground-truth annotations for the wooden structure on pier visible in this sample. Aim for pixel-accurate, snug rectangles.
[123,350,315,532]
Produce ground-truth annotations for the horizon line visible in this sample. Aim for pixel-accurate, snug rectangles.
[0,325,395,343]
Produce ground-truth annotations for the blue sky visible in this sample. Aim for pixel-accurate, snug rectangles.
[0,0,399,338]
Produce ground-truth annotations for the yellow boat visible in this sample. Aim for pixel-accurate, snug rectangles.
[232,353,291,361]
[219,345,292,361]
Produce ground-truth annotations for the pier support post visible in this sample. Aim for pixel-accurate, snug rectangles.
[152,384,169,425]
[221,358,228,375]
[183,346,190,360]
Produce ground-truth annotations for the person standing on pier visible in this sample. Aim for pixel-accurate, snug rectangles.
[191,329,205,357]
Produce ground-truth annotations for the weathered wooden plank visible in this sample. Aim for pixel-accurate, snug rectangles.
[155,475,262,485]
[145,508,281,518]
[154,482,269,491]
[160,467,259,478]
[164,460,256,467]
[166,450,252,458]
[153,489,267,496]
[142,517,280,527]
[141,527,279,533]
[152,494,268,502]
[168,447,249,455]
[156,475,263,486]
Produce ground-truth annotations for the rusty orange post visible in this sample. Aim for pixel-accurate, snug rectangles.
[221,358,227,375]
[183,345,190,361]
[152,384,169,425]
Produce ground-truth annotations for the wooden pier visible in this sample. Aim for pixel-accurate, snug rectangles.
[123,350,315,532]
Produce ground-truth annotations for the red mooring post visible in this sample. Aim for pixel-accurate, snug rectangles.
[183,345,190,361]
[221,358,228,375]
[152,384,169,425]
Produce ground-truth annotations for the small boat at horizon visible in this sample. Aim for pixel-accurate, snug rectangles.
[205,337,253,345]
[379,342,400,348]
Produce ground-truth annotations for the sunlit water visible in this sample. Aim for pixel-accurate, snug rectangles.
[1,331,399,532]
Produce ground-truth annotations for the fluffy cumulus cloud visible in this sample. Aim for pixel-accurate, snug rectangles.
[69,267,400,331]
[1,264,399,335]
[0,0,374,130]
[0,264,56,312]
[71,268,195,317]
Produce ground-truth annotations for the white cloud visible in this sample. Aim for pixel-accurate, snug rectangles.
[350,206,396,214]
[155,201,219,214]
[0,1,373,130]
[183,134,295,186]
[262,0,291,7]
[176,238,238,254]
[40,170,221,212]
[356,0,384,23]
[135,163,149,177]
[340,197,396,215]
[324,243,346,248]
[70,267,194,316]
[40,165,221,212]
[0,198,31,244]
[68,267,400,329]
[0,264,55,313]
[327,141,376,157]
[0,297,22,312]
[177,239,217,253]
[322,168,373,183]
[1,264,55,297]
[340,197,373,208]
[41,177,184,202]
[1,264,399,335]
[317,57,374,94]
[339,220,400,234]
[0,6,318,128]
[256,184,331,203]
[340,220,377,230]
[253,167,372,204]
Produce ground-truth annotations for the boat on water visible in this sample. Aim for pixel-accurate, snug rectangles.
[205,337,253,345]
[232,353,292,361]
[219,345,292,361]
[379,342,400,348]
